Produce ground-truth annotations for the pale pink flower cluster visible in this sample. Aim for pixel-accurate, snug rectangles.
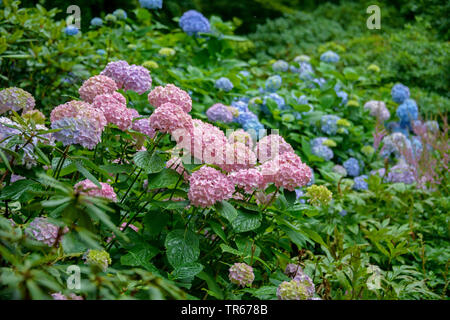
[176,119,227,163]
[78,75,118,103]
[50,100,107,129]
[228,168,263,193]
[51,292,83,300]
[187,166,234,207]
[149,102,193,134]
[219,142,257,172]
[260,152,312,191]
[148,84,192,113]
[93,93,135,131]
[74,179,117,202]
[255,134,294,163]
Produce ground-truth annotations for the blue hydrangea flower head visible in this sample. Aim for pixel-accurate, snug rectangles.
[64,26,79,36]
[179,10,211,36]
[272,60,289,72]
[396,99,418,129]
[295,189,306,204]
[343,157,360,177]
[291,62,314,80]
[353,175,368,191]
[113,9,127,20]
[235,111,258,126]
[391,83,410,104]
[239,70,250,78]
[140,0,162,9]
[410,136,423,158]
[321,115,340,135]
[231,100,248,113]
[339,210,347,217]
[308,77,326,89]
[90,17,103,27]
[242,119,265,140]
[334,84,348,106]
[320,50,339,63]
[215,77,233,92]
[265,75,282,92]
[96,49,106,55]
[311,137,333,161]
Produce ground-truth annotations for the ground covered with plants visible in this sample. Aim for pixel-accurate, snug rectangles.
[0,0,448,300]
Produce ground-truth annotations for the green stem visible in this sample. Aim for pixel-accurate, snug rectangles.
[262,187,279,211]
[120,168,143,203]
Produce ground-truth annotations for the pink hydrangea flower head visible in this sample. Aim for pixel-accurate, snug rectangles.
[364,100,390,121]
[177,119,227,164]
[123,64,152,94]
[51,292,83,300]
[100,60,130,88]
[74,179,117,202]
[188,166,234,207]
[149,102,193,135]
[27,217,67,247]
[148,84,192,113]
[255,134,294,163]
[132,117,155,139]
[50,100,107,129]
[111,91,127,105]
[92,94,133,130]
[219,142,257,172]
[228,168,263,193]
[259,152,312,191]
[228,263,255,287]
[78,75,118,103]
[228,129,254,148]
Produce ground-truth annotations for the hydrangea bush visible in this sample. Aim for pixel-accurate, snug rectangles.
[0,1,448,302]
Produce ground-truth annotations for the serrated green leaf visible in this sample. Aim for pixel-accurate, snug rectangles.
[165,229,199,268]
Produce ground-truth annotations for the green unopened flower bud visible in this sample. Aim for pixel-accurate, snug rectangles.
[337,127,349,134]
[322,139,336,147]
[105,14,117,23]
[282,113,295,122]
[83,249,111,271]
[159,47,176,57]
[127,44,137,50]
[277,279,309,300]
[249,97,263,107]
[142,60,159,70]
[23,109,46,124]
[347,100,359,107]
[305,185,332,206]
[361,145,375,157]
[336,119,351,127]
[227,106,239,118]
[367,64,380,73]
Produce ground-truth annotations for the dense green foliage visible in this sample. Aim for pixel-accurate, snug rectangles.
[0,0,449,300]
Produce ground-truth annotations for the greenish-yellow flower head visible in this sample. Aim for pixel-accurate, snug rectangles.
[306,185,332,206]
